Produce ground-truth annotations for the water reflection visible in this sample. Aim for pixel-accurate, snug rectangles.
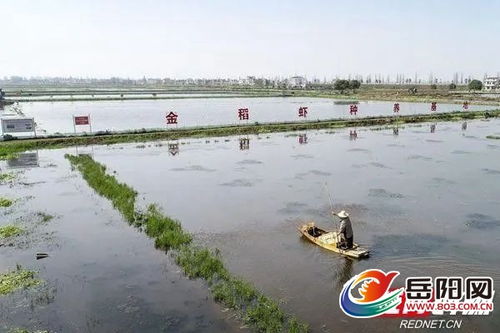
[168,141,180,156]
[430,124,436,133]
[334,258,354,290]
[349,129,358,140]
[393,126,399,136]
[462,122,468,131]
[298,134,308,144]
[74,145,95,156]
[7,152,39,168]
[239,137,250,150]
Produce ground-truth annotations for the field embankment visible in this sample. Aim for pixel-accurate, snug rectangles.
[1,109,499,159]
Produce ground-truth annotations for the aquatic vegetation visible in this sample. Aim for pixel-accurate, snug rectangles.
[2,109,499,159]
[287,317,309,333]
[65,154,137,222]
[36,212,54,223]
[0,197,14,207]
[212,277,257,309]
[0,266,41,295]
[8,328,48,333]
[246,295,285,333]
[0,172,16,183]
[176,246,229,281]
[486,135,500,140]
[0,225,23,238]
[66,154,309,332]
[142,204,192,250]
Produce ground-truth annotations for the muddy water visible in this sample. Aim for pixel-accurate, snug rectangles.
[88,119,500,332]
[0,155,238,332]
[9,97,492,135]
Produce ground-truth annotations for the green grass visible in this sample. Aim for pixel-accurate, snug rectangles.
[2,109,499,160]
[0,197,14,207]
[246,295,285,333]
[0,225,23,238]
[176,246,229,281]
[141,204,192,250]
[0,173,16,183]
[36,212,54,223]
[9,329,49,333]
[486,135,500,139]
[65,154,137,222]
[66,154,309,332]
[0,265,41,295]
[212,277,257,309]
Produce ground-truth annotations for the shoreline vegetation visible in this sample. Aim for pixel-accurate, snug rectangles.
[0,265,41,296]
[3,85,500,105]
[4,91,500,105]
[1,109,499,160]
[66,154,308,332]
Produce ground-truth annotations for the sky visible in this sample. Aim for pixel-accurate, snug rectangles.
[1,0,499,80]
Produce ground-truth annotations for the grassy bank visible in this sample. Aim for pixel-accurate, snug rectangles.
[66,154,308,333]
[2,109,499,160]
[7,92,286,103]
[293,89,500,106]
[5,85,500,105]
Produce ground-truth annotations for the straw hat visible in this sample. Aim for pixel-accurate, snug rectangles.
[337,210,349,219]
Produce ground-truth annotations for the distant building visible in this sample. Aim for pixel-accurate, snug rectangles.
[238,76,257,86]
[287,76,307,89]
[484,77,500,91]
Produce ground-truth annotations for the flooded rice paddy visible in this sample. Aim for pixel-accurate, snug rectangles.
[1,117,500,332]
[0,157,238,332]
[6,97,493,135]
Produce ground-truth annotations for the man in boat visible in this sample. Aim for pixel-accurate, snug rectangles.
[332,210,353,249]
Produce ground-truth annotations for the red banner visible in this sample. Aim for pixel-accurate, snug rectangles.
[74,116,90,125]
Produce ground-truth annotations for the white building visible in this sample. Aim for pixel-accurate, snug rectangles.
[287,76,307,89]
[484,77,500,91]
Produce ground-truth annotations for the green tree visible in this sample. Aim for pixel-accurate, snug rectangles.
[349,80,361,92]
[468,80,483,91]
[334,79,350,93]
[449,83,457,90]
[430,84,437,90]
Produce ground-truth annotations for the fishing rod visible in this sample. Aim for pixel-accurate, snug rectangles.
[323,182,340,228]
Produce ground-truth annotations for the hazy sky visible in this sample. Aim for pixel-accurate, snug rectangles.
[1,0,499,79]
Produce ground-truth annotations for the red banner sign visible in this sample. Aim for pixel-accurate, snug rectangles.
[74,116,90,125]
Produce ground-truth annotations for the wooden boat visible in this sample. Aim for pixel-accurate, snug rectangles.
[298,222,369,259]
